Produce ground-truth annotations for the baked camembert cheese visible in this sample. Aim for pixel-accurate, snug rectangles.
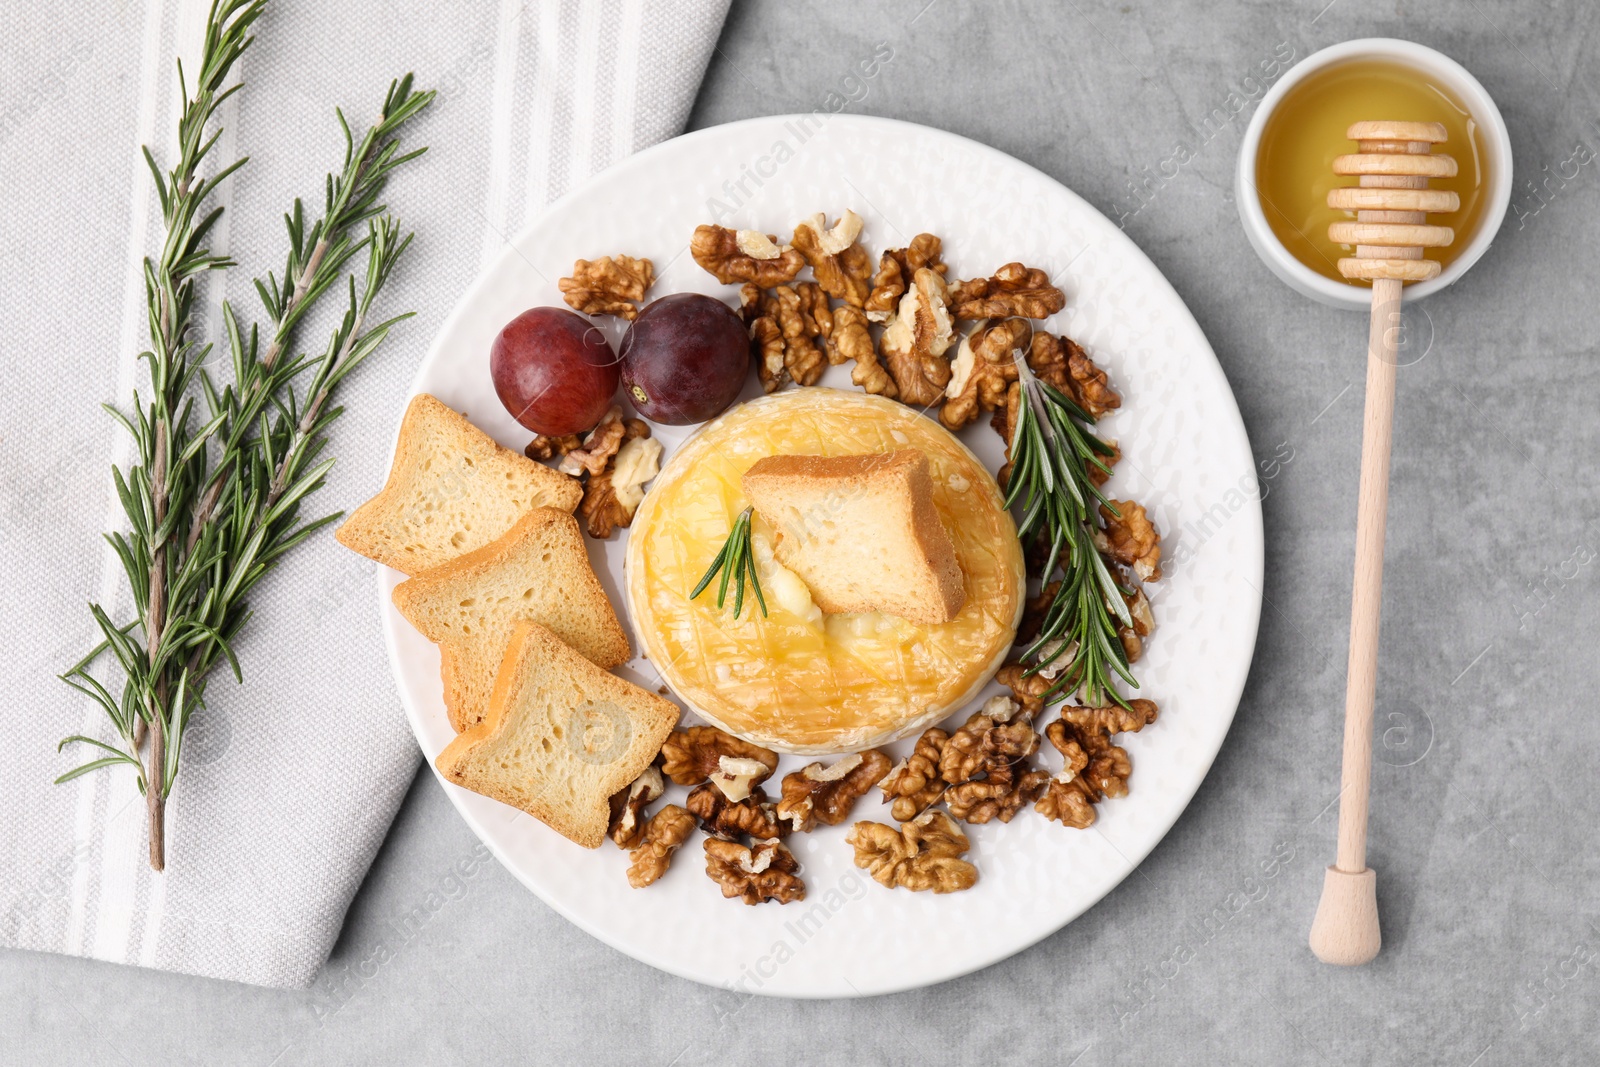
[625,389,1024,753]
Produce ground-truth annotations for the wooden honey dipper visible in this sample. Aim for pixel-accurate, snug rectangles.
[1309,121,1458,967]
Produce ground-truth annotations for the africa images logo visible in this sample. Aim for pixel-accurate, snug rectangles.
[564,700,633,765]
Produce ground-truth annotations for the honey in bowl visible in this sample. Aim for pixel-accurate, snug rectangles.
[1254,58,1488,285]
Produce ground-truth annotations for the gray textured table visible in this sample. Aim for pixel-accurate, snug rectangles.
[5,1,1597,1063]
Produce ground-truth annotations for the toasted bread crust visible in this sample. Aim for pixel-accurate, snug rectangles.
[336,393,581,576]
[740,450,911,483]
[391,507,629,732]
[900,454,966,621]
[436,621,678,848]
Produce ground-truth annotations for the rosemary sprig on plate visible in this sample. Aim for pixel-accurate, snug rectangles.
[690,507,768,619]
[55,0,434,870]
[1003,347,1136,708]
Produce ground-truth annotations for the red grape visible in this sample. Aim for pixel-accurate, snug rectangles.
[490,307,619,436]
[620,294,748,425]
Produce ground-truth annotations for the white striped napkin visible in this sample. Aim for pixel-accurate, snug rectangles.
[0,0,730,988]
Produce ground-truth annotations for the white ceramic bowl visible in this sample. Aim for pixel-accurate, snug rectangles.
[1235,38,1512,309]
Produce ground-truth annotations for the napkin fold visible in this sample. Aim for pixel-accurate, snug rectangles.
[0,0,730,989]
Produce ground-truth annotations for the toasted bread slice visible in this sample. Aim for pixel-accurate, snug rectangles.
[742,449,965,624]
[436,621,679,848]
[336,393,581,576]
[392,508,630,732]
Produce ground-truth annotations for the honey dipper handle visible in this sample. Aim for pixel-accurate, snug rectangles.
[1337,276,1401,871]
[1310,276,1401,966]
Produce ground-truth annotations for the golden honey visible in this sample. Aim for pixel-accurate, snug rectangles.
[1255,58,1489,284]
[624,390,1024,754]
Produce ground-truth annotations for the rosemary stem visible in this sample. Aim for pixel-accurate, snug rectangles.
[185,479,221,557]
[258,235,327,378]
[144,176,183,866]
[184,235,326,552]
[145,686,167,870]
[147,422,169,658]
[266,299,366,510]
[141,422,168,760]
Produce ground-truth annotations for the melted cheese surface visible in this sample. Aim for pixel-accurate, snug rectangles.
[625,390,1023,753]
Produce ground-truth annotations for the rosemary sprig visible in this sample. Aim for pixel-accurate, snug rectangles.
[690,507,768,619]
[186,71,434,554]
[56,0,434,870]
[54,0,266,866]
[1003,347,1136,708]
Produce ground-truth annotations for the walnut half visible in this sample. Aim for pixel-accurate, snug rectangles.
[791,210,874,307]
[660,726,779,791]
[996,661,1055,719]
[558,254,655,319]
[525,433,581,462]
[775,750,892,833]
[559,406,628,477]
[691,224,805,286]
[1035,699,1158,829]
[938,696,1040,787]
[687,782,784,841]
[1062,335,1121,418]
[607,764,665,849]
[879,727,948,821]
[827,303,893,397]
[579,420,658,539]
[865,234,946,322]
[941,318,1028,431]
[1097,500,1162,582]
[741,283,788,391]
[1118,582,1156,663]
[626,804,696,888]
[879,267,956,407]
[949,262,1064,321]
[704,838,806,905]
[771,282,829,389]
[610,433,662,512]
[740,282,829,392]
[847,810,978,894]
[945,762,1051,824]
[993,334,1122,450]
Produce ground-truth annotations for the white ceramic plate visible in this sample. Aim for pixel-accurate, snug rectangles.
[379,115,1263,998]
